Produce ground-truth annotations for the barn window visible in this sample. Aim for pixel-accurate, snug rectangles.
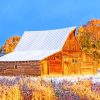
[55,55,59,59]
[14,65,17,69]
[72,59,77,64]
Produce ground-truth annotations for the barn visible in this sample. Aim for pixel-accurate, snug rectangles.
[0,26,98,76]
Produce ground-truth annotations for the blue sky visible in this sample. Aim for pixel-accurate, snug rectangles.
[0,0,100,45]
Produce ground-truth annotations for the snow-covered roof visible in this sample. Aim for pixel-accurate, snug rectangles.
[0,26,76,61]
[0,53,5,57]
[0,50,59,61]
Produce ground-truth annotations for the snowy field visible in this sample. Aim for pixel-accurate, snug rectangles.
[0,74,100,100]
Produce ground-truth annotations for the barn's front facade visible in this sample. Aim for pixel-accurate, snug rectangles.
[0,27,98,76]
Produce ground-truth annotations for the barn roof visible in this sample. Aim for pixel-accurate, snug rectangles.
[0,26,76,61]
[0,53,5,57]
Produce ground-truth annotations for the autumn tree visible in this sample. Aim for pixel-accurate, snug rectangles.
[3,36,20,53]
[77,19,100,59]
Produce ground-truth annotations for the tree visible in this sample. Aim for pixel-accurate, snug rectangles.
[3,36,20,53]
[77,19,100,59]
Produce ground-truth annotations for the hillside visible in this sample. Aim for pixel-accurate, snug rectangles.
[77,19,100,59]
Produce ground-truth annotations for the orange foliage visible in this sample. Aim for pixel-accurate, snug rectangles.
[77,19,100,59]
[86,19,100,41]
[3,36,20,53]
[78,19,100,43]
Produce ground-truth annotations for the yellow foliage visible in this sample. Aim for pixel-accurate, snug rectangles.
[77,19,100,59]
[3,36,20,53]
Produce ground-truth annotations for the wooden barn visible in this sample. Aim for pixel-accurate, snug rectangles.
[0,27,98,76]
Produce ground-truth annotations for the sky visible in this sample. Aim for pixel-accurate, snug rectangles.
[0,0,100,45]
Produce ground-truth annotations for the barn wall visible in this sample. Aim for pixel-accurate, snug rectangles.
[62,29,81,52]
[62,29,98,75]
[42,52,62,75]
[0,61,41,76]
[62,29,82,75]
[81,52,97,74]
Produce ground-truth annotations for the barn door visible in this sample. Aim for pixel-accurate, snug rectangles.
[69,58,81,75]
[63,61,69,75]
[41,61,48,75]
[63,57,69,75]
